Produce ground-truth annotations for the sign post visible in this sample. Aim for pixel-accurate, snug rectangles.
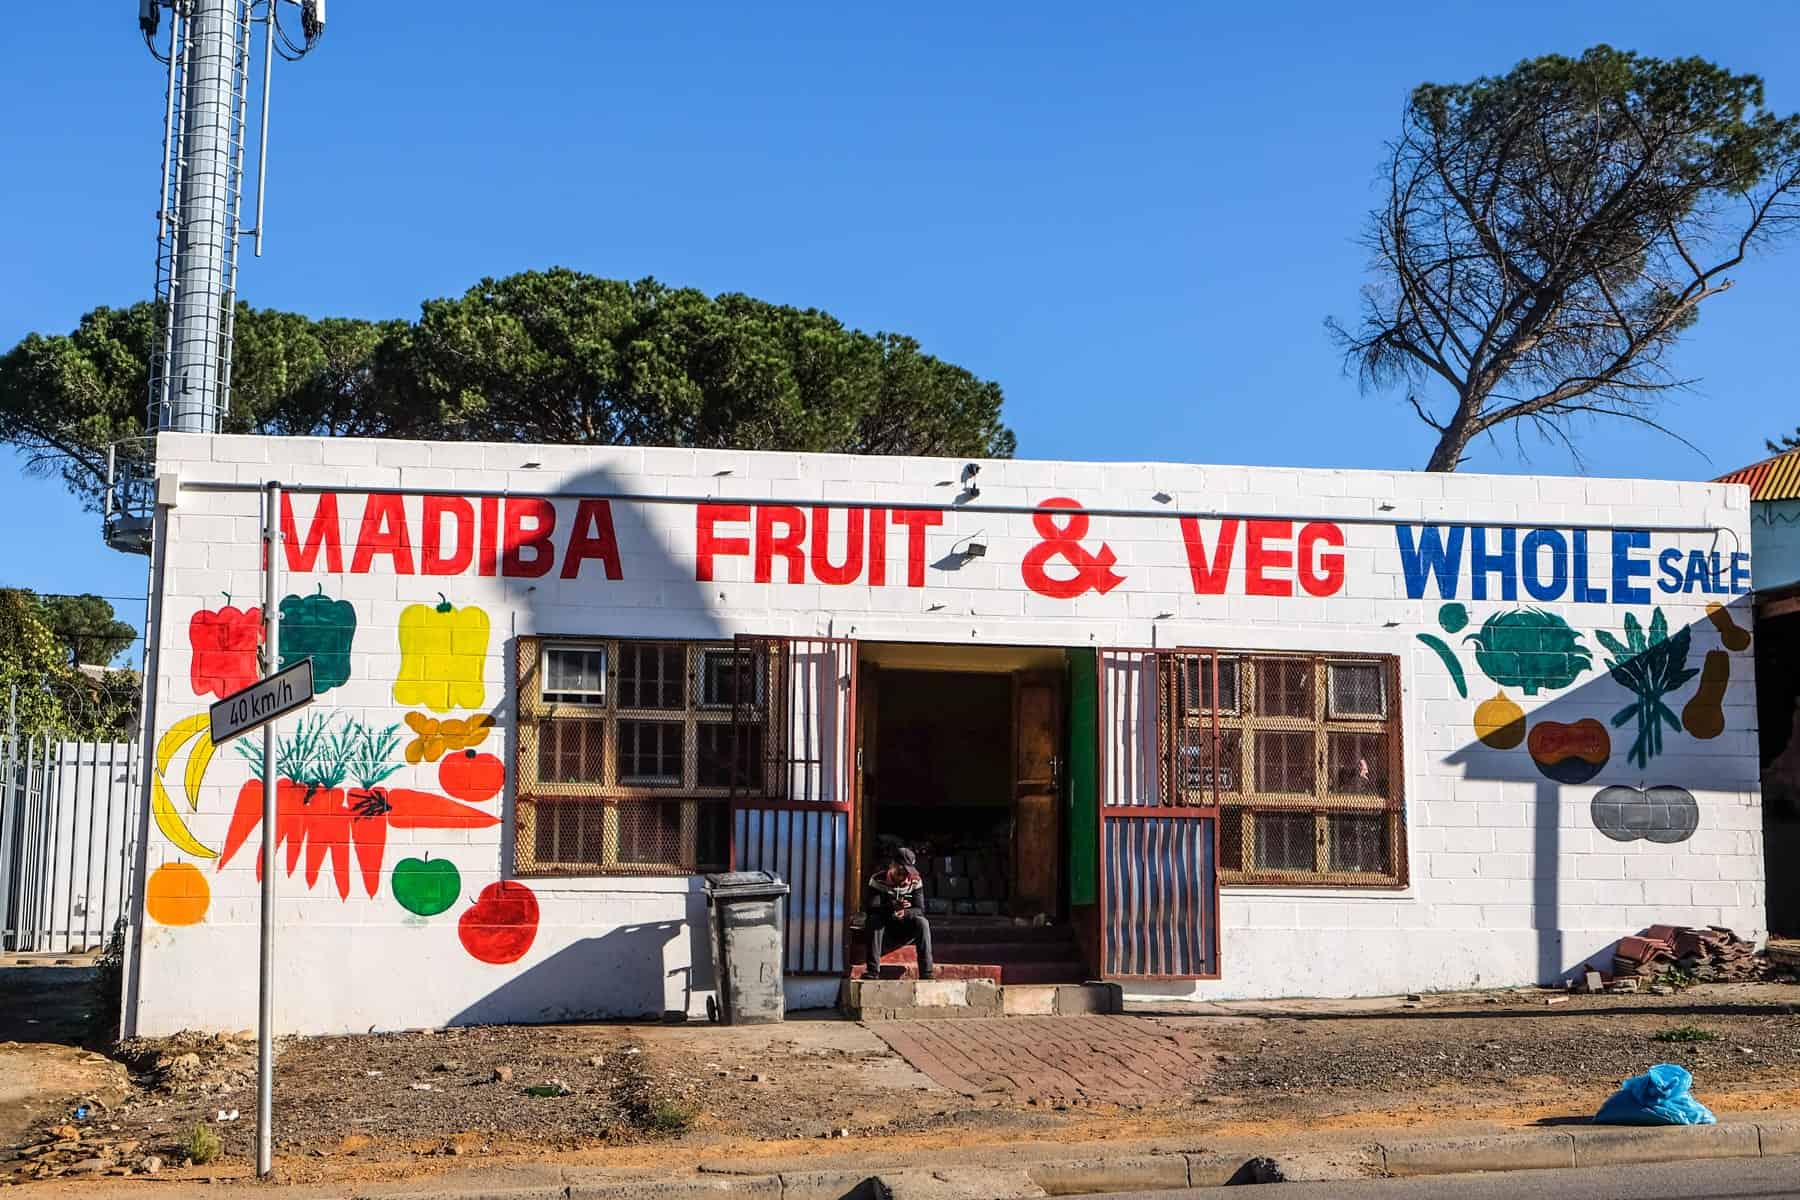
[258,482,282,1179]
[203,492,313,1179]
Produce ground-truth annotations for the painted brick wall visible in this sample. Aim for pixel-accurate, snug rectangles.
[125,433,1762,1034]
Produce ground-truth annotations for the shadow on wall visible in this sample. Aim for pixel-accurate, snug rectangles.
[482,458,731,1023]
[451,921,701,1025]
[1434,594,1760,985]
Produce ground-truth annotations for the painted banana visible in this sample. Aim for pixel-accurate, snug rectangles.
[156,711,210,776]
[183,731,216,811]
[152,774,217,860]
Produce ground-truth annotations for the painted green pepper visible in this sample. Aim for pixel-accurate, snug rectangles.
[279,585,357,693]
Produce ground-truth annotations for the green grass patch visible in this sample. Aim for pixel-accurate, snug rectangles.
[184,1122,222,1165]
[1651,1025,1721,1044]
[639,1098,697,1135]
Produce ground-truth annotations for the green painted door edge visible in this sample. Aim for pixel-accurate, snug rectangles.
[1066,647,1099,907]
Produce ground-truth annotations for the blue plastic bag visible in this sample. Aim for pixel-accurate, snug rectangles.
[1593,1063,1716,1126]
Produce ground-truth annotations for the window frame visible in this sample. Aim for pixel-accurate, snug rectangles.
[1174,651,1406,889]
[514,637,760,877]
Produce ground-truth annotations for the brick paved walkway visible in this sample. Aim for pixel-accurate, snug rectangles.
[867,1016,1218,1104]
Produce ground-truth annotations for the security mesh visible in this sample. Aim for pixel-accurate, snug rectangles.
[1167,651,1406,886]
[514,637,748,876]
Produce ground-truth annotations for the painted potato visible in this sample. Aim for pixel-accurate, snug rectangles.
[1591,784,1699,844]
[1527,718,1610,784]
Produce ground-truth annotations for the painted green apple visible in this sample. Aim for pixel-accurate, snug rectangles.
[391,855,461,917]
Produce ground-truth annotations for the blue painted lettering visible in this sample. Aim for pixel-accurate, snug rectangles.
[1683,550,1713,594]
[1521,529,1568,602]
[1611,530,1651,605]
[1470,526,1518,601]
[1731,552,1751,594]
[1573,530,1607,603]
[1397,525,1465,600]
[1658,548,1685,594]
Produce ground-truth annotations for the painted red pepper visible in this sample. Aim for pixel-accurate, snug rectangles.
[189,599,263,699]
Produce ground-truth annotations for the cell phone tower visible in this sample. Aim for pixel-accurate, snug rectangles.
[106,0,325,552]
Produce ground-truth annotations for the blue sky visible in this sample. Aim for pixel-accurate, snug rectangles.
[4,2,1798,659]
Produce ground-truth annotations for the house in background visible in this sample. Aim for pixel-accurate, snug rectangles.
[1715,449,1800,935]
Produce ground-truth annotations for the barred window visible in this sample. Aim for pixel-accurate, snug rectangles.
[514,638,769,876]
[1173,652,1404,887]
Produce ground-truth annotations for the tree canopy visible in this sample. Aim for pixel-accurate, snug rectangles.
[0,590,139,740]
[1333,45,1800,471]
[32,592,139,667]
[1,270,1016,509]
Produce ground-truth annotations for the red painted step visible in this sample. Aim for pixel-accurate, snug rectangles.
[849,942,1088,984]
[848,962,1002,983]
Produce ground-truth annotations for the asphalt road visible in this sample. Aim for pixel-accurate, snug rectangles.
[1089,1154,1800,1199]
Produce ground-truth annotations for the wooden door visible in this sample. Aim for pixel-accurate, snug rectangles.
[1012,670,1062,918]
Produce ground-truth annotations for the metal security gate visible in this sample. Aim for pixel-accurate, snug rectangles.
[730,636,856,975]
[1097,648,1220,980]
[0,736,142,955]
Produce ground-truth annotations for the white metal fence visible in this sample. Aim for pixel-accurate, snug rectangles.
[0,736,142,955]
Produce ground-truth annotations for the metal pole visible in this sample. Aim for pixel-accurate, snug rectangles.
[252,0,274,256]
[257,480,281,1178]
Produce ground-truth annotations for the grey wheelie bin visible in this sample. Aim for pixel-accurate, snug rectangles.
[703,871,790,1024]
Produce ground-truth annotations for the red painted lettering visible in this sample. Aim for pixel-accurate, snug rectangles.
[810,506,864,586]
[1178,518,1238,594]
[889,509,944,588]
[421,495,474,576]
[350,494,415,575]
[281,492,343,574]
[501,497,556,578]
[696,505,750,583]
[478,496,499,577]
[867,508,888,586]
[1297,522,1346,597]
[755,506,807,584]
[1244,520,1292,597]
[561,500,623,580]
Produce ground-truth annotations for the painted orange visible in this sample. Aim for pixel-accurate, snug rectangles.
[145,862,211,926]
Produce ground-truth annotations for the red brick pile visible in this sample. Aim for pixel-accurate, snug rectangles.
[1613,924,1762,983]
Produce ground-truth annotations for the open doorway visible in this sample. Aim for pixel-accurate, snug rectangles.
[852,643,1087,981]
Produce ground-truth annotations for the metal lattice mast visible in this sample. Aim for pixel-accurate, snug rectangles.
[150,0,252,434]
[111,0,325,554]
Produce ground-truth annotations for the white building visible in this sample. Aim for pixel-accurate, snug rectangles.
[122,433,1764,1035]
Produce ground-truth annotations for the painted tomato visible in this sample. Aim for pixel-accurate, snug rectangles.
[459,881,539,965]
[439,750,504,804]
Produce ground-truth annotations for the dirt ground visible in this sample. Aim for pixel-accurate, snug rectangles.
[5,975,1800,1189]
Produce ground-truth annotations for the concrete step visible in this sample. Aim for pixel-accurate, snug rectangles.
[842,978,1121,1021]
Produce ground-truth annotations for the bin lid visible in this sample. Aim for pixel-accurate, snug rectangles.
[704,870,790,899]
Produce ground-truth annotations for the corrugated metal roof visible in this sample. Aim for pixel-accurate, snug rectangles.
[1716,448,1800,501]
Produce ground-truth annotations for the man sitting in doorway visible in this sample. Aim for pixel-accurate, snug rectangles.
[864,847,935,980]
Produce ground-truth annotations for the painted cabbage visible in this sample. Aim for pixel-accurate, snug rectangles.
[1463,607,1593,695]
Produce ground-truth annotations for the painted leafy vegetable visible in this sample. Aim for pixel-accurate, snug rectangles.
[1462,607,1593,695]
[1597,609,1699,769]
[229,712,499,899]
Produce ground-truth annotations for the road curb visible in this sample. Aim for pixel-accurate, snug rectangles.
[1382,1130,1574,1177]
[367,1117,1800,1198]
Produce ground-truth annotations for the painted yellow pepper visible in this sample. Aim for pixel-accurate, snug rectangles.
[393,595,491,713]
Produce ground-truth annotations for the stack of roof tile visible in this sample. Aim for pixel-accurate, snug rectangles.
[1613,925,1762,982]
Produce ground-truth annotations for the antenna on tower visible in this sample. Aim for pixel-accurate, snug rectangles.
[104,0,326,554]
